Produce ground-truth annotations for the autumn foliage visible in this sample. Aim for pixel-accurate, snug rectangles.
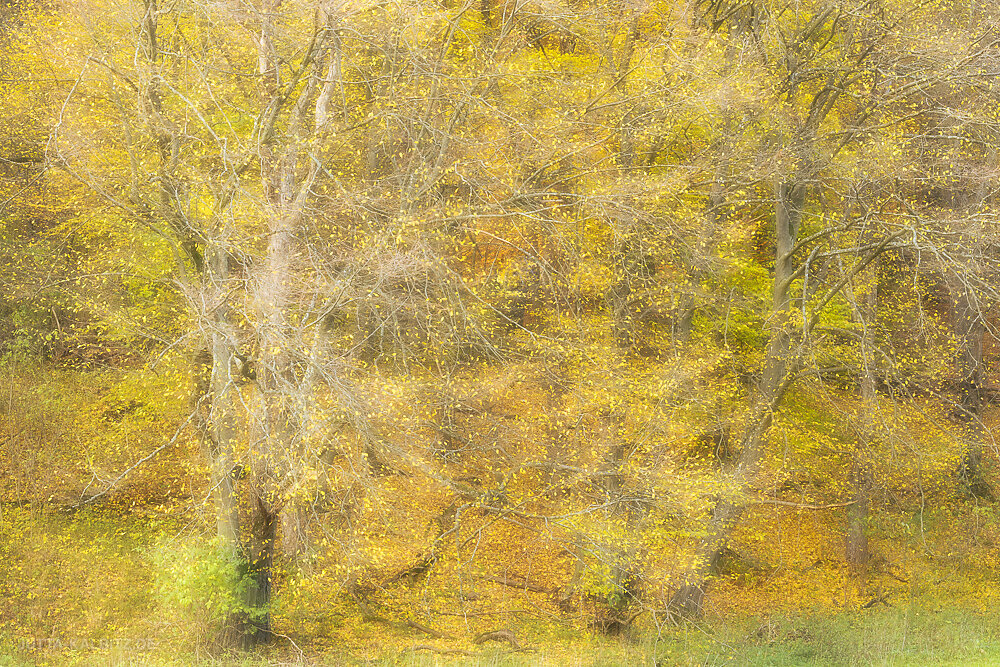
[3,0,1000,661]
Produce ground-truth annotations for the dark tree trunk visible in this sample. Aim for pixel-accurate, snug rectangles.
[952,281,992,499]
[241,496,277,647]
[847,267,877,570]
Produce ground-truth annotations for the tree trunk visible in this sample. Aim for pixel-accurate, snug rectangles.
[225,0,344,642]
[280,505,308,559]
[669,177,806,616]
[210,328,240,552]
[139,0,272,647]
[204,247,263,647]
[845,462,871,570]
[846,260,877,570]
[240,495,277,647]
[953,281,992,498]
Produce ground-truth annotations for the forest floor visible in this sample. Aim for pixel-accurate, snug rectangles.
[2,503,1000,666]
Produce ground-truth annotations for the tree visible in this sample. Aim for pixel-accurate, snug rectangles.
[666,0,938,616]
[31,0,654,645]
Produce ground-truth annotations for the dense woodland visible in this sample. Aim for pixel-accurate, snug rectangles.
[4,0,1000,662]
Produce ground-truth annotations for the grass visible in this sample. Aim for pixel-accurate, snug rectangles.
[7,607,1000,665]
[647,607,1000,666]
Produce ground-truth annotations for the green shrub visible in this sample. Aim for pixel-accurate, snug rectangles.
[149,536,264,646]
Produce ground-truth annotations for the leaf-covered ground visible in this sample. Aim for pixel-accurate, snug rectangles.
[4,502,1000,666]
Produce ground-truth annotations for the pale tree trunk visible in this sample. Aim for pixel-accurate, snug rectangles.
[214,270,273,648]
[845,460,872,570]
[240,0,288,643]
[208,319,249,647]
[209,314,240,552]
[241,1,344,630]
